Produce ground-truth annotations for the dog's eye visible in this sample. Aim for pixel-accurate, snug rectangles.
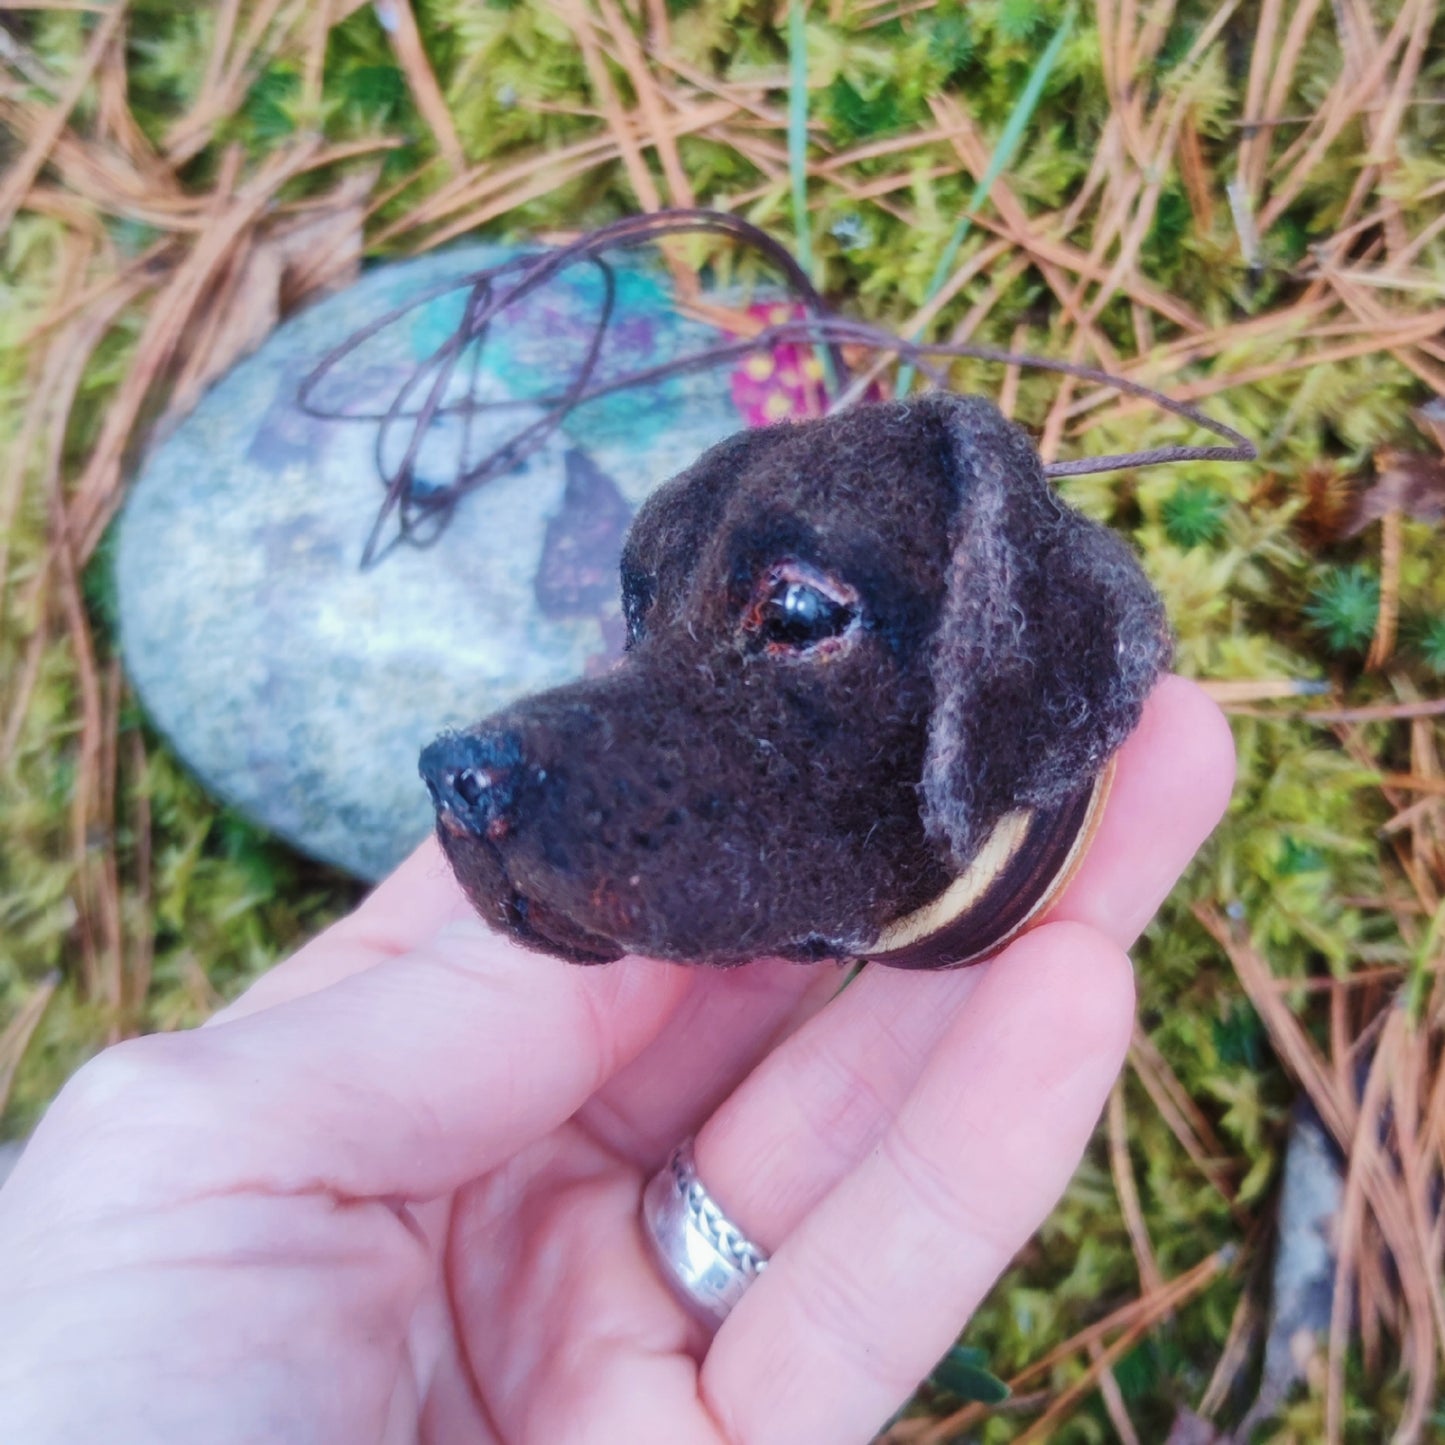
[744,563,859,656]
[762,582,852,646]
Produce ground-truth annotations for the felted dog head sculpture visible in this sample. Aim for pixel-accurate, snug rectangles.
[420,394,1171,967]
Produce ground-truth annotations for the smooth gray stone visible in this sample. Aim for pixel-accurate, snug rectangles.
[1260,1102,1343,1387]
[117,247,775,879]
[1237,1098,1344,1432]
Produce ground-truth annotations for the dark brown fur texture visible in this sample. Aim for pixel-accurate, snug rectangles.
[421,395,1171,966]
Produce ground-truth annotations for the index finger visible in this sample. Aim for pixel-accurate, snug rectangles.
[702,923,1135,1445]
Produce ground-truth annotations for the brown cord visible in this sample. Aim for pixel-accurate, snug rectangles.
[298,209,1256,568]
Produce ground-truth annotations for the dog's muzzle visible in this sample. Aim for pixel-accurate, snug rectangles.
[420,710,1113,969]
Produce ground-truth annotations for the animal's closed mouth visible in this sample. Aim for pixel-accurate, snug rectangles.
[499,886,625,965]
[443,819,628,965]
[436,807,474,841]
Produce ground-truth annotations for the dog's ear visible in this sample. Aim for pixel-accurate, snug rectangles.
[918,393,1172,867]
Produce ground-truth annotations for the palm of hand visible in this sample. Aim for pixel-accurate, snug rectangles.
[0,680,1232,1445]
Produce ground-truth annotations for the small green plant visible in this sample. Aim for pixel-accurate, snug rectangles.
[1304,564,1381,653]
[824,75,904,140]
[1161,481,1229,549]
[927,1344,1010,1405]
[1418,616,1445,676]
[925,7,975,77]
[1277,834,1327,876]
[996,0,1046,42]
[242,65,300,142]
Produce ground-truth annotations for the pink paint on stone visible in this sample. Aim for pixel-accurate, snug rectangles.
[728,303,829,427]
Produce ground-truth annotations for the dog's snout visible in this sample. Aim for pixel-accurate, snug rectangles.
[420,729,524,839]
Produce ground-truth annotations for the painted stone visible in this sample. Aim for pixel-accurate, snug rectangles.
[116,248,811,879]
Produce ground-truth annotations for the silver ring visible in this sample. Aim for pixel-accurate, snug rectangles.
[641,1137,768,1329]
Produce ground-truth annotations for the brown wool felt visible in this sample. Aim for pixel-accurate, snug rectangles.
[421,395,1172,967]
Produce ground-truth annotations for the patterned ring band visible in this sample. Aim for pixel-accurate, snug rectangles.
[641,1137,769,1329]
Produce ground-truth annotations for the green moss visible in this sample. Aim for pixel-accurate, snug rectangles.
[1417,615,1445,676]
[242,64,302,143]
[926,6,976,78]
[1162,481,1231,549]
[824,73,906,140]
[996,0,1047,44]
[1304,564,1382,654]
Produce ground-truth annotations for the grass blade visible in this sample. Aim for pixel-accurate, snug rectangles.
[788,0,813,280]
[897,4,1077,396]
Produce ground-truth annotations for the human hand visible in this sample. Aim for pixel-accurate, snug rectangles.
[0,676,1233,1444]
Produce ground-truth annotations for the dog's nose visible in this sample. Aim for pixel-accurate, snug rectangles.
[419,730,523,837]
